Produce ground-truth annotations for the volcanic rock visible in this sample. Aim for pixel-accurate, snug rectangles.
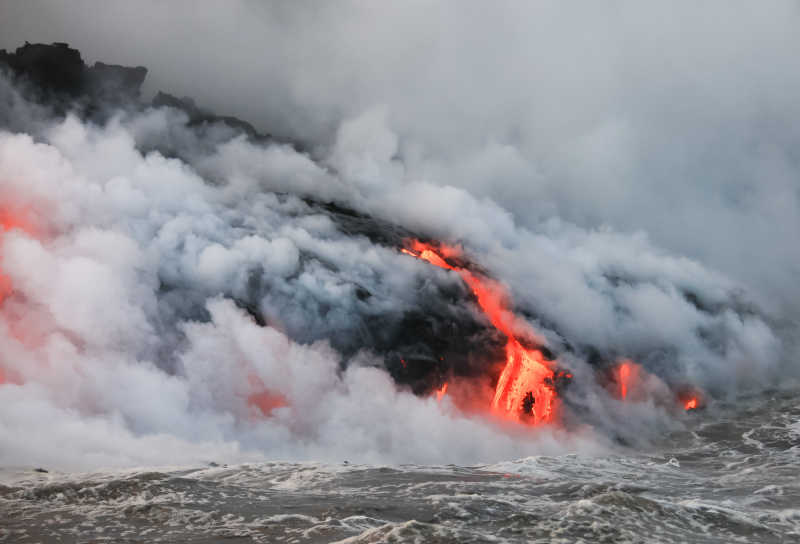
[0,42,146,107]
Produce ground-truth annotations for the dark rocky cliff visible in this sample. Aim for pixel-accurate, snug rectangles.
[0,42,275,142]
[0,42,146,106]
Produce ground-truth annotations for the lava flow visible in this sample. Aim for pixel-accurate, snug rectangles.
[402,240,558,424]
[0,208,35,304]
[615,359,641,400]
[679,389,703,411]
[0,207,41,386]
[435,382,448,401]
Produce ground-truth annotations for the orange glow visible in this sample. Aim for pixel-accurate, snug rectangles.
[615,359,640,400]
[248,390,287,417]
[0,273,10,304]
[677,388,703,412]
[619,365,629,398]
[0,212,32,233]
[435,382,448,401]
[0,206,43,387]
[403,240,558,424]
[246,373,288,418]
[0,207,37,304]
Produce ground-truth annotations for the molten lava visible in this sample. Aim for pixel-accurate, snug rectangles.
[435,382,448,401]
[614,359,641,400]
[248,390,288,417]
[0,207,41,386]
[246,373,288,418]
[403,240,558,424]
[677,388,704,412]
[618,363,630,398]
[0,207,37,304]
[614,360,704,412]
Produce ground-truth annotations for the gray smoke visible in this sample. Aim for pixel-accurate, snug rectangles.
[3,1,799,312]
[0,1,796,470]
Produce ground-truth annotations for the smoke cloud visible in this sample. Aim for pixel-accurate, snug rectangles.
[0,2,797,469]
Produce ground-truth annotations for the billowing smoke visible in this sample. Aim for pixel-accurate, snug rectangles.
[4,1,799,311]
[0,2,796,470]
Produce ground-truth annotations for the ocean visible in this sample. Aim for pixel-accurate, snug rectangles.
[3,389,798,543]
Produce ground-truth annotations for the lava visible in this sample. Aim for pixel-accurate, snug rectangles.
[614,359,641,400]
[0,207,40,386]
[248,390,288,417]
[403,240,558,424]
[246,373,288,418]
[435,382,448,401]
[618,363,630,398]
[679,389,704,411]
[0,207,37,304]
[614,360,704,412]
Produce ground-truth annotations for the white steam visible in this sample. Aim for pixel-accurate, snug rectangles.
[0,2,796,469]
[3,1,798,312]
[0,92,781,469]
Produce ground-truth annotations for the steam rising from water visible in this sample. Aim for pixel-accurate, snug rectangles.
[0,2,797,470]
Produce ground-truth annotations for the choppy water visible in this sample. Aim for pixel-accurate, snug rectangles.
[2,390,799,543]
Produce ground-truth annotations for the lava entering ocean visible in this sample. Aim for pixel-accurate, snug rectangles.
[402,240,562,424]
[612,359,705,412]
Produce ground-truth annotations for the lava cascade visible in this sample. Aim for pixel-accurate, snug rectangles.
[615,359,641,400]
[402,240,558,424]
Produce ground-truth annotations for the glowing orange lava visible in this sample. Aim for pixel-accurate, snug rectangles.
[435,382,448,401]
[246,373,288,418]
[0,207,41,386]
[615,359,641,400]
[614,361,703,412]
[403,240,558,424]
[677,388,704,412]
[0,208,37,304]
[248,390,288,417]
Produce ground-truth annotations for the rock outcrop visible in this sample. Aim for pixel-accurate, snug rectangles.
[0,42,146,106]
[0,42,275,142]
